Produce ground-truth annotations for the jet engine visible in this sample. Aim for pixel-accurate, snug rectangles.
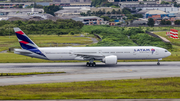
[102,55,117,65]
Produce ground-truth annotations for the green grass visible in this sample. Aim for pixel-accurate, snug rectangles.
[149,27,180,31]
[153,31,180,46]
[153,31,180,58]
[0,35,93,52]
[1,77,180,99]
[0,72,65,76]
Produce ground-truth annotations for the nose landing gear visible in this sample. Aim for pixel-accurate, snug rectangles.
[157,58,162,65]
[157,60,160,65]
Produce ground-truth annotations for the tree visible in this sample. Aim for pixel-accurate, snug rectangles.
[43,4,62,16]
[102,9,106,14]
[100,15,110,21]
[109,19,114,22]
[80,12,87,16]
[91,0,106,7]
[111,9,116,14]
[69,31,75,35]
[175,20,180,25]
[87,10,91,16]
[161,1,170,4]
[18,4,23,8]
[97,9,103,15]
[132,7,136,10]
[160,19,166,25]
[160,20,171,25]
[116,9,121,14]
[166,20,171,25]
[147,18,154,27]
[107,11,111,14]
[138,8,142,11]
[133,14,143,18]
[34,3,43,8]
[122,8,131,14]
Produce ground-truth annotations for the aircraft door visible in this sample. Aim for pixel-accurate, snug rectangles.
[133,50,137,58]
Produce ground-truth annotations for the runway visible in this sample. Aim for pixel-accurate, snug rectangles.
[0,62,180,86]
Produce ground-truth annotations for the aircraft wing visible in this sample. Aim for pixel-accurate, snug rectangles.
[74,53,105,60]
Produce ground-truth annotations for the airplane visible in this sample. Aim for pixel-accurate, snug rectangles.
[14,27,171,67]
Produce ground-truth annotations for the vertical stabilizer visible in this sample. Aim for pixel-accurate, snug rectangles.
[14,27,38,50]
[14,27,46,57]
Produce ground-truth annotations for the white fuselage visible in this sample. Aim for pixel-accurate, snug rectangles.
[15,46,171,61]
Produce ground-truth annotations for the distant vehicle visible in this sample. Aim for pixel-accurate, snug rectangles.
[14,27,171,67]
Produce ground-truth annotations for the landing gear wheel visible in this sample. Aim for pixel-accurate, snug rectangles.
[86,62,90,67]
[89,63,93,67]
[86,62,96,67]
[92,62,96,67]
[157,60,160,65]
[157,62,160,65]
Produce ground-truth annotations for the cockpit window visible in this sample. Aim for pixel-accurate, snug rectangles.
[165,50,168,52]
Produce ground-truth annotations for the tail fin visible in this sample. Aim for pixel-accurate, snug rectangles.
[14,27,46,58]
[14,27,38,50]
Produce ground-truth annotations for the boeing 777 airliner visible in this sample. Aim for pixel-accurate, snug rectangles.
[14,27,171,67]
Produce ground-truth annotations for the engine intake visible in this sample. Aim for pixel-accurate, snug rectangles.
[102,55,117,65]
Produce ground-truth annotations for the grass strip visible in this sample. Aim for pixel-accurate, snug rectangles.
[0,72,65,76]
[0,77,180,99]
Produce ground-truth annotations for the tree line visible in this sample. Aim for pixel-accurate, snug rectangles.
[147,18,180,26]
[0,19,84,36]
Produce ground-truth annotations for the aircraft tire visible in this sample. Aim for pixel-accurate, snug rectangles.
[89,63,93,67]
[92,62,96,67]
[157,63,160,65]
[86,62,90,67]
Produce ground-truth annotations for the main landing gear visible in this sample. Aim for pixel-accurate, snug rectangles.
[86,59,96,67]
[86,62,96,67]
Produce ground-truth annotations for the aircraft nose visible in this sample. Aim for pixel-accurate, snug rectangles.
[168,52,171,56]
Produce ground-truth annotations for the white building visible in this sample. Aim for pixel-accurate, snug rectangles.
[121,4,179,13]
[55,7,90,17]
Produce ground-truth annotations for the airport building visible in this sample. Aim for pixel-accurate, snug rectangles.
[121,4,179,13]
[90,7,121,13]
[0,8,44,16]
[0,8,50,21]
[54,7,90,18]
[72,16,107,25]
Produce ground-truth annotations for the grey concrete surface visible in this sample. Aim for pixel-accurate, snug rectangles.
[0,62,180,86]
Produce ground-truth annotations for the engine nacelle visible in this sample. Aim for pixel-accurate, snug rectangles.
[102,55,117,65]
